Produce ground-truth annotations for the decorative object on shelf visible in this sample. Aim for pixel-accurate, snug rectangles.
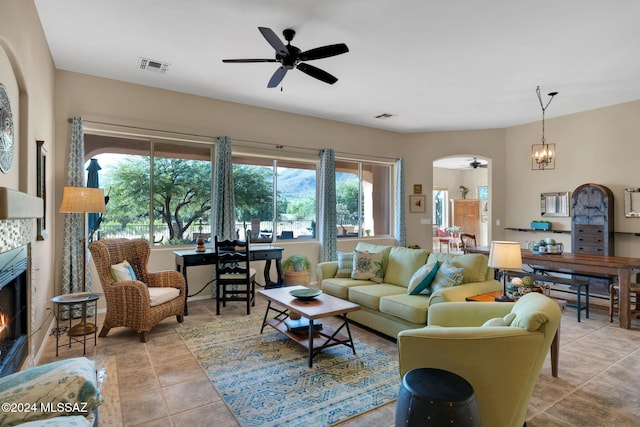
[409,195,426,213]
[532,85,558,170]
[0,83,14,174]
[459,185,469,199]
[530,220,551,230]
[283,254,311,286]
[413,184,422,195]
[488,241,522,302]
[59,186,107,336]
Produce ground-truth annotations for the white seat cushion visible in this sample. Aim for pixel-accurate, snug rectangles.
[148,287,180,307]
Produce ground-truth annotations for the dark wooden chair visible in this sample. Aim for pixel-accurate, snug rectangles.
[214,236,257,315]
[460,233,477,249]
[609,282,640,322]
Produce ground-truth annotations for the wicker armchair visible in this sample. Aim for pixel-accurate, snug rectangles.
[88,238,185,342]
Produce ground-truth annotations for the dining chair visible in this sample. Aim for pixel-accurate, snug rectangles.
[609,281,640,322]
[460,233,477,249]
[214,236,257,315]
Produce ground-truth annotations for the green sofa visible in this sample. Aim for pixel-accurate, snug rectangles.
[316,242,502,338]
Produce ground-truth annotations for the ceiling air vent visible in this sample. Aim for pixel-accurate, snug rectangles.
[138,57,170,74]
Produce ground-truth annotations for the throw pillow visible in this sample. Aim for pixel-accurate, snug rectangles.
[482,312,516,327]
[336,252,354,278]
[351,250,384,283]
[407,260,439,295]
[110,260,137,282]
[430,260,464,293]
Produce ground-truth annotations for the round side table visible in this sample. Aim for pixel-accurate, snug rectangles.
[51,292,102,356]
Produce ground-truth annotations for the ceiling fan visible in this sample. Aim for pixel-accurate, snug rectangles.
[222,27,349,88]
[469,158,488,169]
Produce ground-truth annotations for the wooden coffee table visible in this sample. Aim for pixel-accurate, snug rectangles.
[258,286,361,367]
[466,290,562,377]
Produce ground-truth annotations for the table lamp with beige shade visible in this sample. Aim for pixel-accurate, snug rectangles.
[59,186,106,336]
[488,241,523,302]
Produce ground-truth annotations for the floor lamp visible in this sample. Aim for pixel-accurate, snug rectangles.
[488,241,523,302]
[60,186,106,336]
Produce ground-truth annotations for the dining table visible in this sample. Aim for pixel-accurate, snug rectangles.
[464,246,640,329]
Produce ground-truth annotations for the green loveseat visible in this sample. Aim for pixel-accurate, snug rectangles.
[316,243,501,338]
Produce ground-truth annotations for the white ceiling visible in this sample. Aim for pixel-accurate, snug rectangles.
[34,0,640,133]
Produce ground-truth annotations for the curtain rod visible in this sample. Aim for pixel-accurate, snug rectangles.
[72,118,398,162]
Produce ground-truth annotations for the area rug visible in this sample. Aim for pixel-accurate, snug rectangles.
[177,315,399,426]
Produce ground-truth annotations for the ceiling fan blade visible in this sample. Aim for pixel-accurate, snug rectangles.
[299,43,349,61]
[267,67,288,88]
[222,59,277,63]
[258,27,287,56]
[296,63,338,84]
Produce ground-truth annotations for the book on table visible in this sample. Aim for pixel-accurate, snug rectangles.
[284,318,322,333]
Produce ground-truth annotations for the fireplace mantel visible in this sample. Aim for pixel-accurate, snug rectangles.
[0,187,43,219]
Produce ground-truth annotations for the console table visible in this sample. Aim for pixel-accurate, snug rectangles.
[464,247,640,329]
[174,246,284,315]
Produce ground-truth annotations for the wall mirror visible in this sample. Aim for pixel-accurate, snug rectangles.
[540,192,570,217]
[624,188,640,217]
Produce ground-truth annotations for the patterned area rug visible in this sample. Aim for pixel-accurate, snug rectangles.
[177,315,399,426]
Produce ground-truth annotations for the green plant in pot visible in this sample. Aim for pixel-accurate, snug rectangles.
[282,254,311,286]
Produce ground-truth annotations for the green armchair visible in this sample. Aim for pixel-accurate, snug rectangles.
[397,292,561,427]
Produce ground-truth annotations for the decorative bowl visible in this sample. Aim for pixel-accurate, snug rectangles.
[289,288,322,300]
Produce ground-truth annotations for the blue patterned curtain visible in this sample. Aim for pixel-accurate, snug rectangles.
[61,117,90,317]
[213,136,236,240]
[318,149,337,262]
[395,158,406,247]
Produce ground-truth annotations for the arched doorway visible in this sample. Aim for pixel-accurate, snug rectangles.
[432,156,490,249]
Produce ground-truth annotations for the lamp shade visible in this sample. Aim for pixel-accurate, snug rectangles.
[59,186,106,213]
[488,241,522,269]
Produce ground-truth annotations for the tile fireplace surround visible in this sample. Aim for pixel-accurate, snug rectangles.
[0,218,39,373]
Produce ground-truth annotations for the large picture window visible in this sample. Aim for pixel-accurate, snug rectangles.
[336,159,391,237]
[85,131,393,245]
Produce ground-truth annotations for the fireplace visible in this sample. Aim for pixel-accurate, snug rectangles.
[0,245,28,377]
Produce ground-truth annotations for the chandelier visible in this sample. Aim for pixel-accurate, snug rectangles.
[532,86,558,170]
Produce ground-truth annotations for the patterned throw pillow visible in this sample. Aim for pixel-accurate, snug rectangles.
[430,260,464,293]
[336,252,354,278]
[110,260,137,282]
[351,250,384,283]
[407,260,439,295]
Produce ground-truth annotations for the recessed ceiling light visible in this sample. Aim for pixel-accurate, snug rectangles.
[374,113,394,119]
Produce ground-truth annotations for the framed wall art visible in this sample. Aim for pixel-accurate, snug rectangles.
[413,184,422,195]
[409,195,425,213]
[36,140,48,240]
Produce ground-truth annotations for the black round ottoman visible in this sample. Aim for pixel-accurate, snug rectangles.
[395,368,481,426]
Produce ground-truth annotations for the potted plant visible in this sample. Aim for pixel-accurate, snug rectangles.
[282,254,311,286]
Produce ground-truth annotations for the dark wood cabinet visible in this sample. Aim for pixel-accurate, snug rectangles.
[571,183,614,294]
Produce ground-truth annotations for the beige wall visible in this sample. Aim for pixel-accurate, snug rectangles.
[504,100,640,255]
[0,0,57,366]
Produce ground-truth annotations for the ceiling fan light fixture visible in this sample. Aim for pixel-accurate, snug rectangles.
[532,86,558,170]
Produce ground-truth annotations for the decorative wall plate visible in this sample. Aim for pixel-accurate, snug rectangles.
[0,83,14,173]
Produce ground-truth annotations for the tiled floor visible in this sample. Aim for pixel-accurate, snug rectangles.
[39,295,639,427]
